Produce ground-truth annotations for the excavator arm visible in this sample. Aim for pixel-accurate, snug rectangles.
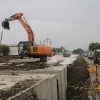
[2,13,34,45]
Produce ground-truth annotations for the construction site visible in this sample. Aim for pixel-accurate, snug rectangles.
[0,0,100,100]
[0,53,99,100]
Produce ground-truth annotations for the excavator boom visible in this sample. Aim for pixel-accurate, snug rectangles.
[2,13,34,43]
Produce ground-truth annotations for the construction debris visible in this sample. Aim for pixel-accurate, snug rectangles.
[0,55,65,70]
[0,62,50,70]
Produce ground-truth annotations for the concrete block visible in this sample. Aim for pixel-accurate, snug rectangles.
[32,65,67,100]
[0,73,57,100]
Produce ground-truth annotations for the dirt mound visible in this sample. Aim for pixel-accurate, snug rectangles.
[0,79,38,100]
[67,56,90,100]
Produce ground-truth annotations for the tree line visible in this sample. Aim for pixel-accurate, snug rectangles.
[0,44,10,56]
[73,42,100,55]
[0,42,100,56]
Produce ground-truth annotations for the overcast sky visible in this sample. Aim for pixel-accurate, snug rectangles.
[0,0,100,50]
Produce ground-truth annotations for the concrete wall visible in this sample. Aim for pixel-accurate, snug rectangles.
[7,74,57,100]
[32,65,67,100]
[34,75,57,100]
[5,64,67,100]
[9,46,18,55]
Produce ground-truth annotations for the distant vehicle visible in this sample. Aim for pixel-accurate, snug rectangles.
[88,51,94,60]
[93,49,100,64]
[83,51,88,57]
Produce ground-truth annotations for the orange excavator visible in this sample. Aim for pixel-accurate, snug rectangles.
[2,13,53,62]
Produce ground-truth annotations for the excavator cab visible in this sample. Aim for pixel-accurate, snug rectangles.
[18,41,30,57]
[18,41,51,62]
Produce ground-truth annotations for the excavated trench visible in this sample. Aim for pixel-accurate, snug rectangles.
[67,56,90,100]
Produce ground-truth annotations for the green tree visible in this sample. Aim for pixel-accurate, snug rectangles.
[53,47,67,53]
[0,44,10,56]
[89,42,100,51]
[60,47,67,52]
[73,48,84,55]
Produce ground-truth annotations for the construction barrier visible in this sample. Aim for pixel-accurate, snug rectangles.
[89,63,95,73]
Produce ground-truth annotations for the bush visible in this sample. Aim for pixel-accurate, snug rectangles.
[0,44,10,56]
[73,48,84,55]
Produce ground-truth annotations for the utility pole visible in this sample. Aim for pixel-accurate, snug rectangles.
[40,40,42,45]
[44,40,45,45]
[49,40,52,47]
[45,38,52,47]
[0,28,3,44]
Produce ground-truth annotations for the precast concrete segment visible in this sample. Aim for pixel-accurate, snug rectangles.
[0,73,50,90]
[32,65,67,100]
[0,73,57,100]
[7,74,57,100]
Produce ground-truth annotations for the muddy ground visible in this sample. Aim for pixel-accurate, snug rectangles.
[0,56,52,70]
[0,62,49,70]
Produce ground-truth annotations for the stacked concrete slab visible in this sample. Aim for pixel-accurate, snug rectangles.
[31,65,67,100]
[6,65,67,100]
[0,73,57,100]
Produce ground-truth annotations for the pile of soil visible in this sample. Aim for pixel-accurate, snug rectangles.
[67,56,90,100]
[0,62,49,70]
[0,79,38,100]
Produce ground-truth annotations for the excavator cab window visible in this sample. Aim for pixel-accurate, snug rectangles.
[18,41,30,56]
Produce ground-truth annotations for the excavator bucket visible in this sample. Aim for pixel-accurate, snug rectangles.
[2,20,10,30]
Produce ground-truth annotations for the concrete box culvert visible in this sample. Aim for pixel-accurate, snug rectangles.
[32,65,67,100]
[0,73,57,100]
